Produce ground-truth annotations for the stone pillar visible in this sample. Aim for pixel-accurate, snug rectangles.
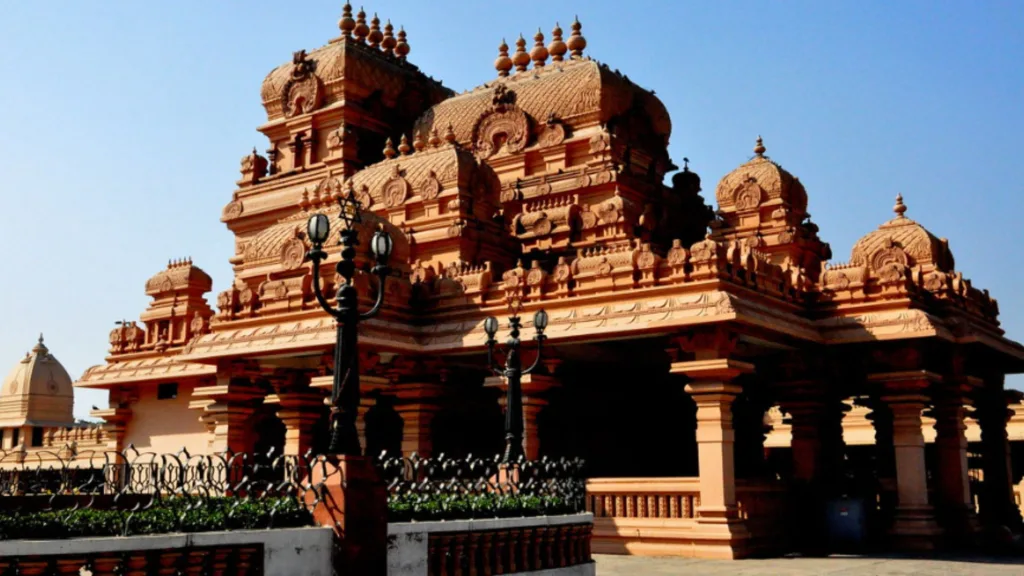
[392,383,445,458]
[870,371,943,551]
[929,378,981,539]
[973,387,1024,534]
[671,356,753,559]
[484,373,559,461]
[273,392,324,457]
[190,377,264,454]
[311,374,389,457]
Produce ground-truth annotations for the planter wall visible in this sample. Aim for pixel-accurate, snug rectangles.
[388,513,595,576]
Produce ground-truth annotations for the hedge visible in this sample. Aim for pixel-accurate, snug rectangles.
[388,493,576,523]
[0,497,312,541]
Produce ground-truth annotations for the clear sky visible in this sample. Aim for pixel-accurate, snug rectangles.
[1,1,1023,419]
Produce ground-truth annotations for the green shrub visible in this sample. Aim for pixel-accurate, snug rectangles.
[388,492,576,522]
[0,497,313,541]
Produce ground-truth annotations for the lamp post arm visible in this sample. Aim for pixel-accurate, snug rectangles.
[486,339,505,376]
[309,250,343,320]
[358,266,389,320]
[522,335,545,375]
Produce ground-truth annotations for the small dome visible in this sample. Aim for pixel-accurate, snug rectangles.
[0,335,74,426]
[714,137,807,215]
[850,194,955,272]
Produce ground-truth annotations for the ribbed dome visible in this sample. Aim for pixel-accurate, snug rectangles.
[850,194,954,272]
[0,335,74,427]
[412,58,671,148]
[714,138,807,214]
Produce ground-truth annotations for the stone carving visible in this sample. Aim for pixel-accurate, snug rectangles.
[869,238,909,280]
[189,312,208,337]
[589,133,610,154]
[554,257,572,283]
[282,50,322,118]
[734,180,762,211]
[383,165,411,208]
[526,261,547,288]
[473,106,530,159]
[419,170,443,200]
[222,200,243,220]
[538,121,566,148]
[280,236,306,271]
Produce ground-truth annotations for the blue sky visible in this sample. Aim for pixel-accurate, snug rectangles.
[1,1,1023,419]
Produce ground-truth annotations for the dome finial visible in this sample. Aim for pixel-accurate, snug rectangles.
[395,26,410,59]
[368,13,383,48]
[754,135,766,156]
[513,34,530,72]
[495,38,513,77]
[339,3,356,38]
[444,122,457,145]
[531,28,549,68]
[383,137,396,159]
[894,193,907,218]
[354,7,370,42]
[382,20,397,55]
[568,16,587,59]
[548,22,567,62]
[398,133,412,155]
[38,333,44,345]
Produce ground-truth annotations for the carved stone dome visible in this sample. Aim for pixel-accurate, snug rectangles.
[714,138,807,215]
[0,335,75,427]
[412,58,671,148]
[850,194,955,272]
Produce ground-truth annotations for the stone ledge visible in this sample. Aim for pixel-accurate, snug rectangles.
[388,512,594,535]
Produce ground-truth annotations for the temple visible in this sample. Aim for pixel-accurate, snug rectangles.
[61,5,1024,558]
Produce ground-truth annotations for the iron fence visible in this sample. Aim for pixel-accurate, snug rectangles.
[376,452,587,522]
[0,446,326,538]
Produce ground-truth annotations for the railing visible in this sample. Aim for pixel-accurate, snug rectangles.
[585,477,701,519]
[0,445,323,538]
[377,452,587,522]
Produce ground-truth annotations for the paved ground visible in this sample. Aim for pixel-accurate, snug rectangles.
[593,554,1024,575]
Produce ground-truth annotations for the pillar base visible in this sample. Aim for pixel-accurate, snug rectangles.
[692,509,751,559]
[306,455,387,575]
[890,505,943,552]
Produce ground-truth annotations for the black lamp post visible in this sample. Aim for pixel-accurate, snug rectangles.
[306,189,394,455]
[484,307,549,463]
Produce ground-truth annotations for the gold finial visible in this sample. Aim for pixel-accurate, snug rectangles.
[339,3,356,38]
[383,137,396,159]
[396,26,410,59]
[513,34,530,72]
[548,22,567,62]
[495,38,513,77]
[368,13,383,48]
[398,133,412,155]
[444,122,457,144]
[382,20,397,55]
[894,193,907,218]
[531,28,549,68]
[428,127,442,148]
[413,131,426,152]
[753,135,766,156]
[568,16,587,59]
[354,7,369,42]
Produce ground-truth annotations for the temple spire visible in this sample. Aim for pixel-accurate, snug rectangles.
[531,28,549,68]
[894,193,907,218]
[382,20,397,55]
[568,16,587,59]
[513,34,530,72]
[338,3,356,38]
[354,7,369,42]
[396,26,410,59]
[754,135,766,156]
[548,22,567,63]
[495,38,513,77]
[368,13,383,48]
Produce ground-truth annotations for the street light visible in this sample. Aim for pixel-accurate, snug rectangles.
[484,307,548,463]
[307,187,393,455]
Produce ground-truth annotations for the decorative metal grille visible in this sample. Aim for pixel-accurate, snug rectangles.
[377,452,586,521]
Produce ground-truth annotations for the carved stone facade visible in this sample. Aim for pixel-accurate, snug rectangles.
[71,4,1024,560]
